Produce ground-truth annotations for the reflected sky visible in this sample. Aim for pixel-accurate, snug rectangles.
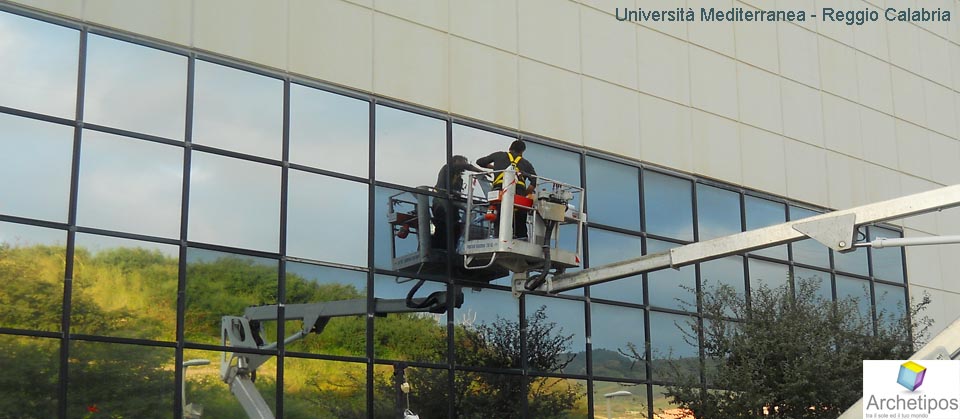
[647,239,696,311]
[590,302,645,379]
[0,113,73,222]
[0,12,78,118]
[649,311,698,360]
[188,152,280,252]
[586,157,640,231]
[836,274,872,321]
[523,142,580,188]
[0,220,66,247]
[793,267,833,303]
[696,184,741,241]
[874,282,906,328]
[526,295,585,361]
[193,60,283,159]
[286,169,367,267]
[700,256,745,318]
[789,206,831,268]
[375,105,445,188]
[456,287,518,328]
[748,259,789,293]
[643,171,693,241]
[745,196,788,260]
[834,245,869,276]
[77,130,183,238]
[870,227,905,283]
[84,34,187,140]
[286,262,366,296]
[588,228,643,302]
[289,84,369,177]
[76,232,179,257]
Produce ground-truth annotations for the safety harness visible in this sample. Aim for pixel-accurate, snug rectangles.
[492,152,525,188]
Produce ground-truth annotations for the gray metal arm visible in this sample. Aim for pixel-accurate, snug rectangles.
[220,292,462,419]
[546,184,960,293]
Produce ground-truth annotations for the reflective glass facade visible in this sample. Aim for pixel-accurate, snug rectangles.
[0,9,910,419]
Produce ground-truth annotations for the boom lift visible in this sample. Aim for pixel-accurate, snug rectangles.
[210,166,960,418]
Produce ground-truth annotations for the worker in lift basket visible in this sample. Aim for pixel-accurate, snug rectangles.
[476,140,538,239]
[432,155,483,249]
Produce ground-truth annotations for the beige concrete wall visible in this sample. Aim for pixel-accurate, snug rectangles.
[9,0,960,334]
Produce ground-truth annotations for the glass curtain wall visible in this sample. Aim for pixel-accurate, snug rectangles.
[0,8,912,419]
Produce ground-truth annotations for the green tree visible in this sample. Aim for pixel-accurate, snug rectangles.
[661,278,931,419]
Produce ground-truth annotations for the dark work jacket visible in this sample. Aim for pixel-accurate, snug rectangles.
[435,162,479,193]
[476,151,537,189]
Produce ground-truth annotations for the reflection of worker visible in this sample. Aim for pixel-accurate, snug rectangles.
[432,155,483,249]
[477,140,538,239]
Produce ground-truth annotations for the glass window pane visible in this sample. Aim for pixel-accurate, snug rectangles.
[84,35,186,139]
[287,170,367,267]
[649,311,698,381]
[594,382,647,419]
[455,371,525,416]
[870,226,905,283]
[696,184,741,241]
[184,248,279,345]
[587,228,643,303]
[71,234,178,341]
[289,84,369,177]
[0,12,79,118]
[374,186,444,275]
[455,288,519,368]
[193,61,283,159]
[188,152,280,252]
[284,262,366,357]
[586,157,640,230]
[834,245,869,277]
[283,357,366,418]
[77,131,183,238]
[66,341,175,419]
[524,141,581,187]
[374,365,447,418]
[0,221,65,332]
[700,256,746,317]
[647,239,696,311]
[453,124,512,168]
[748,259,790,294]
[373,274,447,363]
[836,274,872,322]
[0,113,73,222]
[643,171,693,241]
[184,347,276,418]
[744,196,787,259]
[0,334,59,417]
[793,267,833,303]
[789,206,831,268]
[875,283,906,331]
[591,302,645,379]
[529,377,587,418]
[525,295,585,374]
[375,105,445,187]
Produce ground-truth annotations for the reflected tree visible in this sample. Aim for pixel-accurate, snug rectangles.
[661,279,930,419]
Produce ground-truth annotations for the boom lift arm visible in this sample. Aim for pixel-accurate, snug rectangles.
[219,291,462,419]
[541,184,960,294]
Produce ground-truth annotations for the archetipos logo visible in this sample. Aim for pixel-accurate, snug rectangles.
[863,360,960,419]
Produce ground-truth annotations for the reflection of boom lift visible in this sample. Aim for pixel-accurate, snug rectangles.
[217,292,460,419]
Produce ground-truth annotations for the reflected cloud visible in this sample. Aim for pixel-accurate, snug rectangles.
[286,169,367,267]
[194,61,283,159]
[289,84,369,177]
[84,34,187,140]
[77,131,183,238]
[0,12,78,118]
[0,113,73,222]
[188,152,281,252]
[375,105,445,187]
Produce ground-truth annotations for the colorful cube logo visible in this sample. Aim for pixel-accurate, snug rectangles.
[897,361,927,391]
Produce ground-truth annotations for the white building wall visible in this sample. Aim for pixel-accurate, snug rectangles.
[10,0,960,335]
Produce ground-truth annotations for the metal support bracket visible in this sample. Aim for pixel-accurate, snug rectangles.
[791,213,857,252]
